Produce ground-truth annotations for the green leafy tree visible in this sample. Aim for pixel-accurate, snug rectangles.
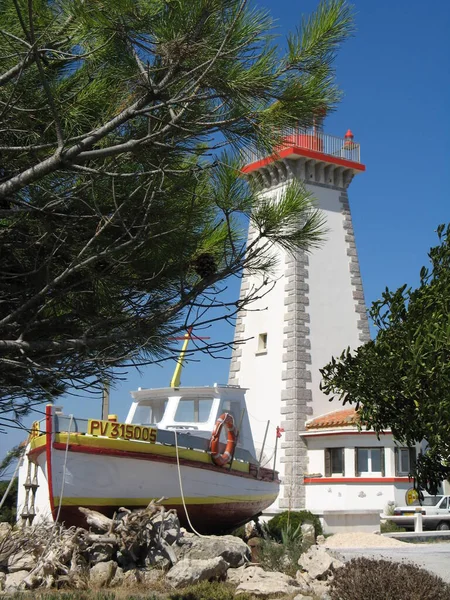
[321,224,450,494]
[0,0,354,426]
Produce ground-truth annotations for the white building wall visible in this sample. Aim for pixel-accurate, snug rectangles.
[305,184,362,418]
[229,155,369,512]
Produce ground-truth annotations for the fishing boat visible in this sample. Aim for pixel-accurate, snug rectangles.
[17,338,279,533]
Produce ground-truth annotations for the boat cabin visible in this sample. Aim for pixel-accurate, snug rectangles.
[126,384,257,461]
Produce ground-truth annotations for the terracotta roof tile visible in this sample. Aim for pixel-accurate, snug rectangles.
[306,407,359,430]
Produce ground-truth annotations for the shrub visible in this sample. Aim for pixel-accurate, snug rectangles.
[257,537,303,578]
[330,557,450,600]
[266,510,322,542]
[380,519,406,533]
[168,581,252,600]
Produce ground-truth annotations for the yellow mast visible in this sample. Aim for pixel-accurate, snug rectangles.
[170,328,192,388]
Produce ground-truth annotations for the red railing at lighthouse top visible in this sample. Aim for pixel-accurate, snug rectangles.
[242,127,362,170]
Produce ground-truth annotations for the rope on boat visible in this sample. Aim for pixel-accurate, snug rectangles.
[174,430,210,538]
[0,449,25,510]
[54,414,73,524]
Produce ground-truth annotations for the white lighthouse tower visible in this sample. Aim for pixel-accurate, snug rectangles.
[229,127,370,512]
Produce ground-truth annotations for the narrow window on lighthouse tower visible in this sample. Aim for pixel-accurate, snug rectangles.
[257,333,268,354]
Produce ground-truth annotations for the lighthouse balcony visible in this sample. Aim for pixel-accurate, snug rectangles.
[242,128,365,176]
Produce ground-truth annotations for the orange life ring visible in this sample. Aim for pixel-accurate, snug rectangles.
[209,413,237,467]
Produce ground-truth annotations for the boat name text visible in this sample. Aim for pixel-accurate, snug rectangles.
[87,419,157,443]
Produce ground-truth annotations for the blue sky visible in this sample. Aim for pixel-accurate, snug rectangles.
[1,0,449,462]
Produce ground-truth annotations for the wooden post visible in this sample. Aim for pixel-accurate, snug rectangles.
[102,381,110,421]
[256,420,270,478]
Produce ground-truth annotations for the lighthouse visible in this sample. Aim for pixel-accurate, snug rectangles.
[228,127,370,513]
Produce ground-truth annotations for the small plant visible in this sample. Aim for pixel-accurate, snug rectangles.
[280,521,302,545]
[168,581,252,600]
[380,519,406,533]
[330,557,450,600]
[266,510,322,542]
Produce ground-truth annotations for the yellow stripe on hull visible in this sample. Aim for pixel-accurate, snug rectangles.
[29,432,249,473]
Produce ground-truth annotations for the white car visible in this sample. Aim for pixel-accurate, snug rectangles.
[392,495,450,531]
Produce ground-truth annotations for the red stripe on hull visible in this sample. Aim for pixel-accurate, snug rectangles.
[57,500,269,533]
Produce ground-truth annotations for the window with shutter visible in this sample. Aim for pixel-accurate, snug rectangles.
[325,448,344,476]
[395,447,416,476]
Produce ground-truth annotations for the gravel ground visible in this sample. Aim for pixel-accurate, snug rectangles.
[324,532,409,548]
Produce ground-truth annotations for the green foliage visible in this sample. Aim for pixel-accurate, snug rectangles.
[0,0,353,421]
[168,581,252,600]
[380,520,406,534]
[0,477,18,525]
[329,557,450,600]
[321,224,450,494]
[266,510,323,541]
[257,537,303,578]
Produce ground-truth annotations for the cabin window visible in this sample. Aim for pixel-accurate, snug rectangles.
[324,448,345,476]
[257,333,268,353]
[395,447,416,476]
[174,397,214,423]
[132,400,167,424]
[355,447,385,477]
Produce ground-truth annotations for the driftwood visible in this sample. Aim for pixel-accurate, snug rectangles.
[3,499,181,591]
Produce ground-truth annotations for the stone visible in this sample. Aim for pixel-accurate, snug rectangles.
[5,570,29,592]
[294,595,313,600]
[166,557,229,588]
[7,549,35,573]
[235,566,299,597]
[0,571,5,591]
[247,537,262,562]
[120,567,162,586]
[145,546,171,569]
[309,579,330,597]
[300,523,316,551]
[88,543,115,564]
[110,566,124,587]
[176,534,250,568]
[226,565,247,584]
[316,535,326,545]
[89,560,117,587]
[298,545,343,580]
[0,522,12,541]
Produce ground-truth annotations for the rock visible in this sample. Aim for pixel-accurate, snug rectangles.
[166,557,229,588]
[226,565,247,584]
[298,545,343,580]
[0,571,5,591]
[5,570,29,592]
[235,566,299,597]
[88,543,115,564]
[309,579,330,597]
[145,546,171,569]
[247,537,262,562]
[89,560,117,587]
[120,567,162,586]
[176,534,250,567]
[294,595,313,600]
[0,522,12,541]
[301,523,316,551]
[110,566,124,587]
[316,535,326,545]
[7,549,35,573]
